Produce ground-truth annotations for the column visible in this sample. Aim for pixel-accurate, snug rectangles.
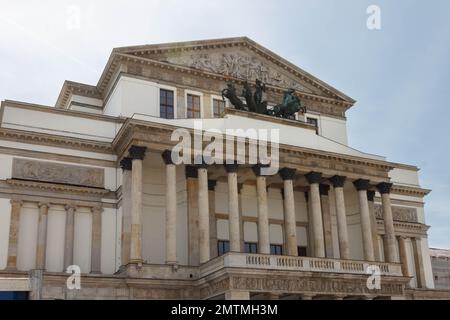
[129,145,147,264]
[162,150,177,264]
[329,175,350,260]
[305,172,325,258]
[90,206,102,273]
[225,163,241,253]
[7,200,22,269]
[319,184,333,258]
[398,236,412,280]
[209,180,218,258]
[279,168,298,256]
[36,203,49,270]
[412,237,427,288]
[367,191,381,261]
[353,179,375,261]
[253,165,270,254]
[376,182,397,263]
[186,166,199,265]
[198,165,210,263]
[119,157,132,266]
[64,205,76,269]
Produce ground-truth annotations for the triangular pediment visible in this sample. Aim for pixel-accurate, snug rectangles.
[115,37,355,103]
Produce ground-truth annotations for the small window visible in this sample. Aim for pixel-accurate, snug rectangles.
[307,117,319,134]
[244,242,258,254]
[160,89,174,119]
[213,98,226,117]
[270,244,283,255]
[297,246,307,257]
[187,94,201,118]
[217,240,230,256]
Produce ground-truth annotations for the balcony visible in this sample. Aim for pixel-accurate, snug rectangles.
[200,252,403,278]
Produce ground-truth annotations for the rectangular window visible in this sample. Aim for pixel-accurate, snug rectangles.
[307,117,319,134]
[217,240,230,256]
[297,246,307,257]
[187,94,201,118]
[213,98,225,117]
[160,89,174,119]
[270,244,283,255]
[244,242,258,254]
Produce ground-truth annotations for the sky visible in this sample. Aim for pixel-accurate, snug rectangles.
[0,0,449,248]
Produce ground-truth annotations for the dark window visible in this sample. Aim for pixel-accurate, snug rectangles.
[244,242,258,254]
[297,246,307,257]
[307,117,319,134]
[187,94,201,118]
[217,240,230,256]
[160,89,174,119]
[213,99,226,117]
[270,244,283,255]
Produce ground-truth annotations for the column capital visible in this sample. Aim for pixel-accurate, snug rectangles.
[38,202,49,210]
[64,204,77,212]
[305,171,322,184]
[91,206,103,214]
[252,164,270,177]
[376,182,393,194]
[10,199,23,207]
[279,168,296,181]
[120,157,132,171]
[208,179,217,191]
[353,179,370,191]
[185,165,198,178]
[224,163,239,173]
[161,150,174,165]
[367,190,376,202]
[129,145,147,160]
[319,184,330,196]
[329,175,346,188]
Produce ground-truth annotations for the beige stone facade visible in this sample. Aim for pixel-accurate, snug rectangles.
[0,37,446,300]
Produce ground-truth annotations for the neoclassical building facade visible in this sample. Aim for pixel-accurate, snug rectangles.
[0,37,442,300]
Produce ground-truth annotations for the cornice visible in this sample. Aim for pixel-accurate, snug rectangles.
[55,80,102,109]
[6,179,111,196]
[391,185,431,197]
[0,127,114,154]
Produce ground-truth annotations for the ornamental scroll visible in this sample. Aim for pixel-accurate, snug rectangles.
[12,158,104,188]
[374,204,418,223]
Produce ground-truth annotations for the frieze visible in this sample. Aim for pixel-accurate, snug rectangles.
[374,204,418,223]
[200,278,230,298]
[230,276,404,296]
[12,158,104,188]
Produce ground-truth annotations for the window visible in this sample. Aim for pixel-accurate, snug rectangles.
[270,244,283,255]
[160,89,174,119]
[244,242,258,254]
[217,240,230,256]
[187,94,201,118]
[307,117,319,134]
[297,246,307,257]
[213,98,225,117]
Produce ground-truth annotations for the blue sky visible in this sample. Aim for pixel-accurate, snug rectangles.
[0,0,449,248]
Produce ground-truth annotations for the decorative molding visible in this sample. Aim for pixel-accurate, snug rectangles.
[12,158,105,188]
[391,185,431,197]
[6,179,110,196]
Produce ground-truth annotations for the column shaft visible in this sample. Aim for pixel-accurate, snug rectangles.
[120,157,132,266]
[334,186,350,259]
[367,191,381,261]
[36,203,49,270]
[398,237,412,279]
[412,237,427,288]
[198,167,210,263]
[283,179,297,256]
[165,163,177,264]
[358,190,375,261]
[320,185,333,258]
[130,157,144,263]
[227,171,241,252]
[310,183,325,258]
[7,200,22,269]
[91,207,102,273]
[377,183,397,263]
[256,175,270,254]
[209,181,218,258]
[64,205,75,269]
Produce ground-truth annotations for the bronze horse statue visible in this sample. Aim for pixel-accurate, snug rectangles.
[221,82,246,110]
[269,89,306,120]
